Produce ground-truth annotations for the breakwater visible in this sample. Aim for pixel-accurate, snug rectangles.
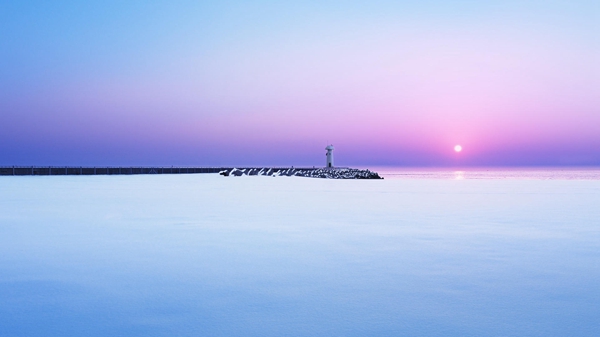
[0,166,382,179]
[221,167,383,179]
[0,166,246,176]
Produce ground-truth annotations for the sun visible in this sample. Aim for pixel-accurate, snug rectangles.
[454,145,462,152]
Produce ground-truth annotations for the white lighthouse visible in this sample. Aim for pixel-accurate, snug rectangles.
[325,145,334,168]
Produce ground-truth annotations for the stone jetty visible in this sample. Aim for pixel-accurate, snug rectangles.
[0,166,383,179]
[220,168,383,179]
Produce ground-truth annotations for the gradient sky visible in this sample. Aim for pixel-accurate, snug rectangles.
[1,0,599,167]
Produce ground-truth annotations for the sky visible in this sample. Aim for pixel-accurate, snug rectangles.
[1,0,598,167]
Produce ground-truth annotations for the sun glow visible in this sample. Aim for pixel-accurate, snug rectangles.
[454,145,462,152]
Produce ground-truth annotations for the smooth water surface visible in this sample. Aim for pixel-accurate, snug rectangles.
[1,170,599,336]
[374,167,600,180]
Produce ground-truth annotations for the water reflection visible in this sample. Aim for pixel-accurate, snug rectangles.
[454,171,465,180]
[371,167,600,180]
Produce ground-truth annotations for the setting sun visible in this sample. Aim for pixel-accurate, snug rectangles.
[454,145,462,152]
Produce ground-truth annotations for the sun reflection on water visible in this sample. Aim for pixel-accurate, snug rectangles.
[454,171,465,180]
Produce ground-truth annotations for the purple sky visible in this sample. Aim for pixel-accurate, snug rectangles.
[1,1,598,167]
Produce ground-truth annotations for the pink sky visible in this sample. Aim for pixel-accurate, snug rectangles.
[1,1,598,166]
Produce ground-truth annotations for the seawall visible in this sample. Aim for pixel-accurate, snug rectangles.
[0,167,303,176]
[221,167,383,179]
[0,166,382,179]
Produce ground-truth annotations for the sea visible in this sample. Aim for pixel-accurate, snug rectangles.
[1,168,599,336]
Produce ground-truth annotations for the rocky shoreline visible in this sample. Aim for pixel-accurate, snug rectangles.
[220,168,383,179]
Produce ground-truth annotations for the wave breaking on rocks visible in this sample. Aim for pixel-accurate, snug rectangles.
[220,168,383,179]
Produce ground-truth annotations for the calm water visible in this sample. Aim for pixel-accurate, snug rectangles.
[1,169,599,336]
[373,166,600,180]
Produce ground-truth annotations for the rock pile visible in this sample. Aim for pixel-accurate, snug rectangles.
[220,168,383,179]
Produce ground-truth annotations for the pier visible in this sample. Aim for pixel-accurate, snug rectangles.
[0,166,382,179]
[0,166,302,176]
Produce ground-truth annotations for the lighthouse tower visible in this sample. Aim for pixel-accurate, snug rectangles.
[325,145,335,168]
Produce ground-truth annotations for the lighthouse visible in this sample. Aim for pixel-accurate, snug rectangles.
[325,145,334,168]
